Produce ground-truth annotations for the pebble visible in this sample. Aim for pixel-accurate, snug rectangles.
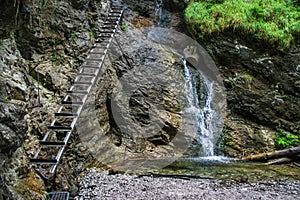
[74,168,300,200]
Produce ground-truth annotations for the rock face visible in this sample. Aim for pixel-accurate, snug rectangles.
[77,24,200,172]
[0,0,299,198]
[202,32,300,156]
[0,0,109,198]
[0,39,46,199]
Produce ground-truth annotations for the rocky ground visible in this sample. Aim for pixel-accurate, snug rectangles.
[74,168,300,200]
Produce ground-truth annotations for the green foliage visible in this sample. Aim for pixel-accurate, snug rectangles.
[51,51,64,64]
[275,129,300,149]
[70,33,77,40]
[273,89,289,98]
[41,92,46,98]
[51,38,57,45]
[185,0,300,49]
[225,77,234,84]
[42,0,49,7]
[241,72,253,83]
[121,22,128,31]
[90,31,95,39]
[2,95,9,102]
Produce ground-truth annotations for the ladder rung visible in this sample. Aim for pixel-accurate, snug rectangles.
[103,24,118,27]
[96,39,110,43]
[98,30,115,34]
[85,58,104,62]
[55,112,78,117]
[102,26,116,29]
[108,14,122,17]
[48,126,72,130]
[106,18,120,21]
[62,101,83,105]
[30,158,58,164]
[109,7,123,14]
[82,65,99,69]
[99,34,113,37]
[73,81,91,85]
[104,22,118,25]
[66,90,88,94]
[88,51,105,55]
[78,72,96,76]
[40,141,66,146]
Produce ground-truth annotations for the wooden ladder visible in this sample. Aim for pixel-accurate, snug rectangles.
[30,6,124,175]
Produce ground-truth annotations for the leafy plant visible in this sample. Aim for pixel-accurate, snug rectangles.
[42,0,49,7]
[184,0,300,49]
[275,129,300,149]
[90,31,95,39]
[273,89,289,99]
[2,95,9,102]
[121,22,128,31]
[51,38,57,45]
[241,72,253,89]
[70,33,77,40]
[225,77,235,84]
[41,92,46,98]
[51,51,64,64]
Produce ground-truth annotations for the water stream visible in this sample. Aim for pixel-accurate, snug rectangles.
[155,0,171,28]
[182,59,216,157]
[146,1,300,182]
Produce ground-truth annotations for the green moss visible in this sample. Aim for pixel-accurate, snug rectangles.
[185,0,300,49]
[275,129,300,149]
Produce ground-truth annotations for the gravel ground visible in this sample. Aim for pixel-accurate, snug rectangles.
[74,168,300,200]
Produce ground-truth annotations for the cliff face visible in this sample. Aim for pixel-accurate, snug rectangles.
[203,32,300,156]
[0,0,108,198]
[0,0,199,197]
[163,0,300,156]
[0,0,299,198]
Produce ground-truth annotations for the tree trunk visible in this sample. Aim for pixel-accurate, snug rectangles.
[242,146,300,162]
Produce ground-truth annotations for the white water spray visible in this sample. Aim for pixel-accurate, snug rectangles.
[183,59,216,156]
[155,0,163,18]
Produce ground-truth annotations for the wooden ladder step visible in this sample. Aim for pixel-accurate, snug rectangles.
[62,101,83,105]
[55,112,78,117]
[82,65,99,69]
[110,11,123,13]
[101,24,117,29]
[30,158,58,164]
[48,126,72,130]
[99,30,116,34]
[73,81,91,85]
[39,141,66,146]
[66,90,88,94]
[98,34,113,38]
[78,72,96,76]
[106,18,120,21]
[96,39,113,43]
[85,58,104,62]
[103,22,118,25]
[96,39,110,43]
[88,51,106,55]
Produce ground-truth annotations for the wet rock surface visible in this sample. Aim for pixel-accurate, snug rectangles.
[200,32,300,156]
[0,0,299,198]
[75,168,300,200]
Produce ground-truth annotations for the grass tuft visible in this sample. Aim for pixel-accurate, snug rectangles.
[185,0,300,49]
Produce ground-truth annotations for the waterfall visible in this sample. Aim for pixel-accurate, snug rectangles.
[154,0,171,27]
[155,0,163,19]
[183,59,216,157]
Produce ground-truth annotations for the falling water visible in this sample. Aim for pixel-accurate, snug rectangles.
[154,0,171,27]
[155,0,163,19]
[183,59,216,157]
